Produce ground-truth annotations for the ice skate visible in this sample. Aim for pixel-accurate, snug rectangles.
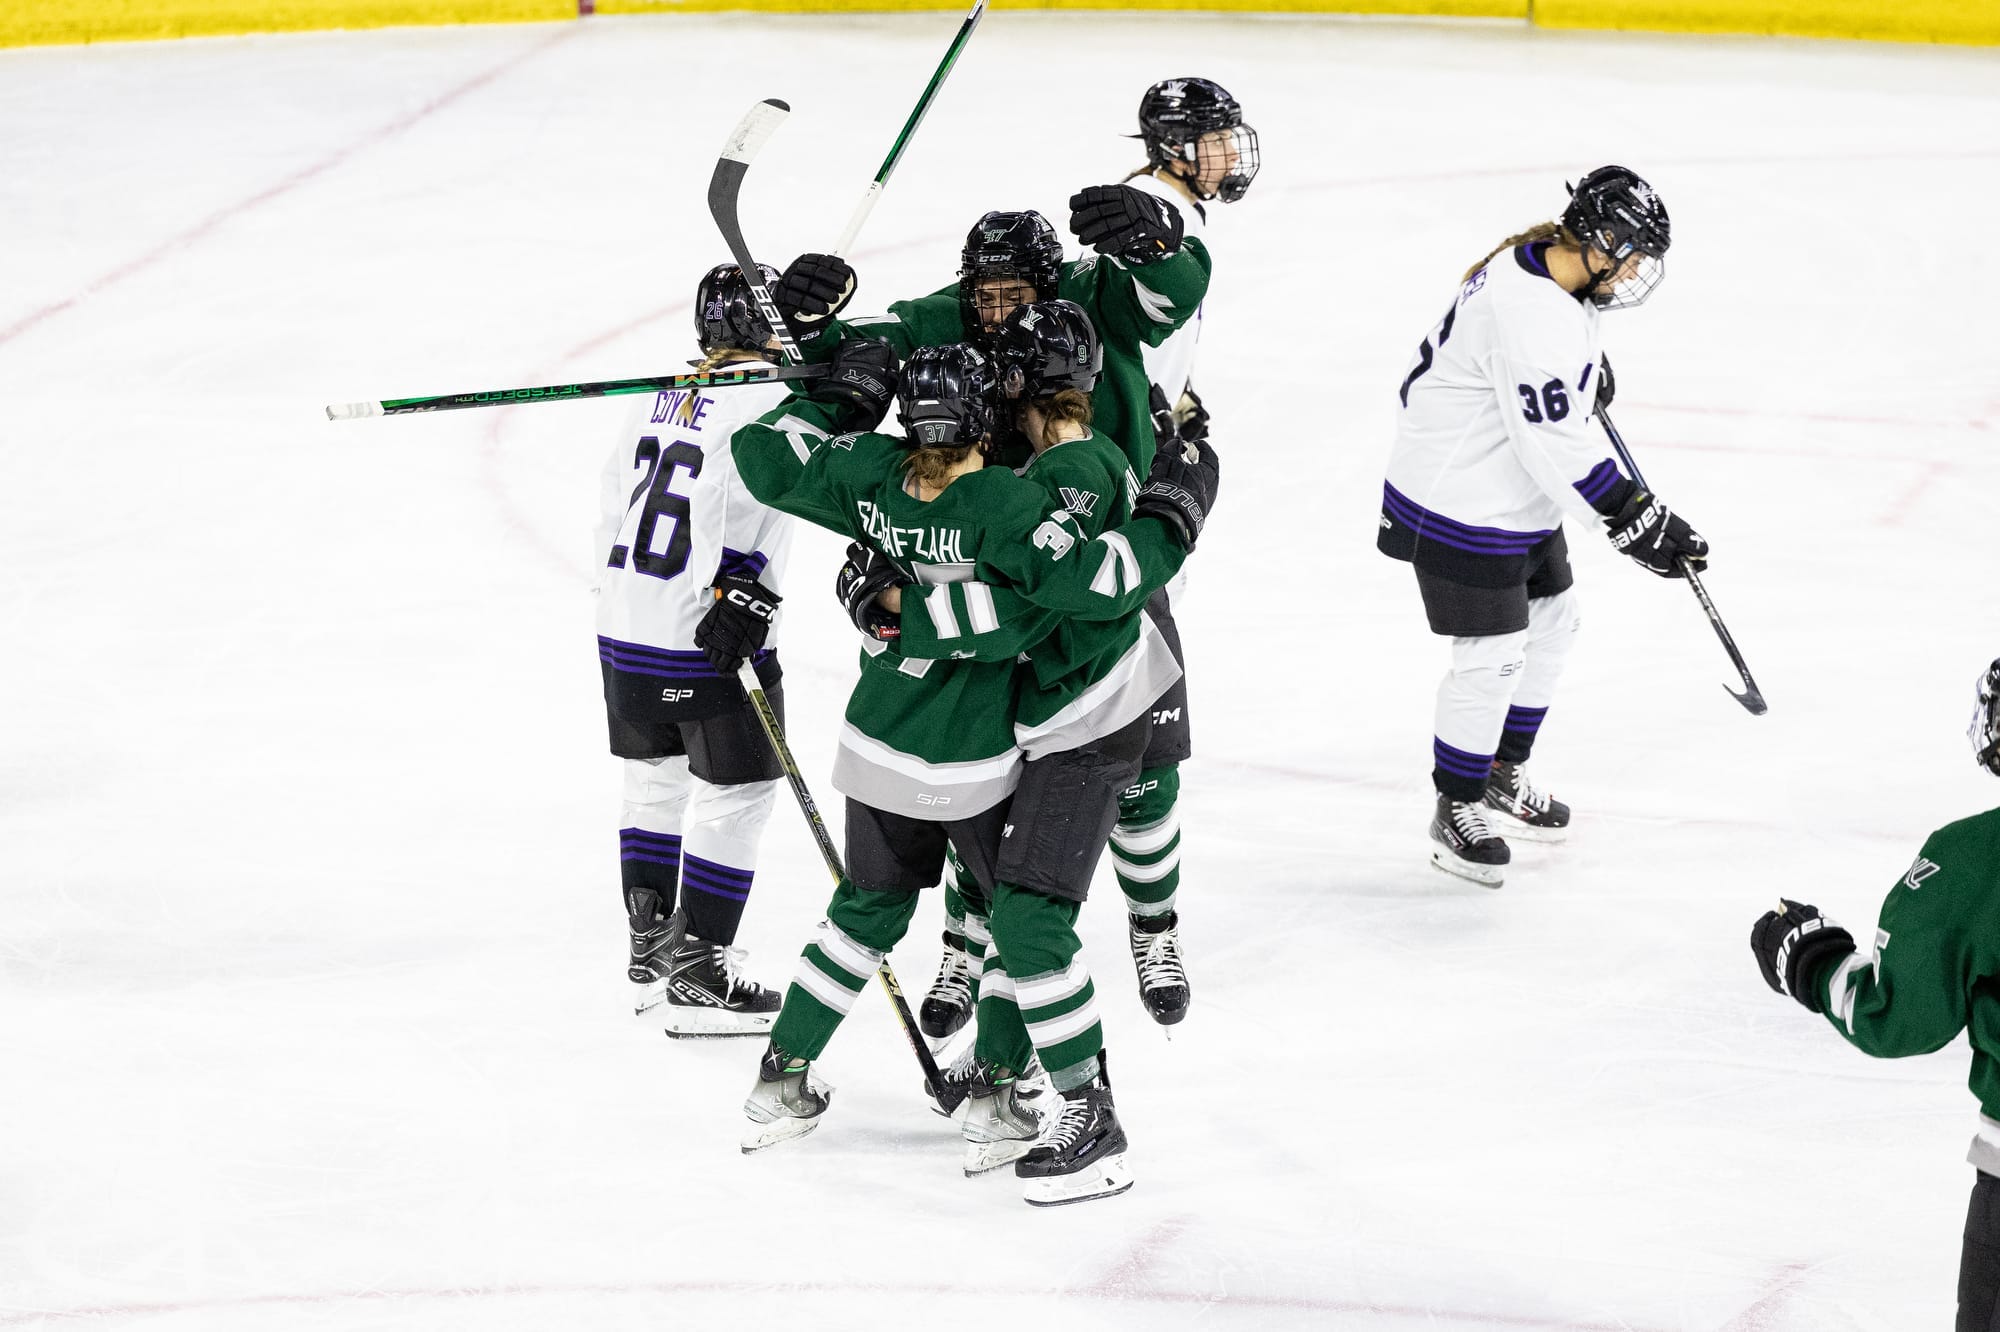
[741,1044,832,1153]
[930,1040,1046,1120]
[1429,792,1509,887]
[1127,912,1190,1026]
[626,889,675,1014]
[657,911,780,1038]
[919,933,974,1044]
[1482,760,1571,843]
[960,1063,1045,1177]
[1016,1056,1133,1207]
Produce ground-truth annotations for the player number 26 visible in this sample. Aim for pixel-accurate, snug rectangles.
[1517,379,1569,424]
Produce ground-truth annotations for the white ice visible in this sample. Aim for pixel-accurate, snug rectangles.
[3,12,1999,1330]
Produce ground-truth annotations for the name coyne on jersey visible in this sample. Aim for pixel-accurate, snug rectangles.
[649,389,717,431]
[856,501,965,564]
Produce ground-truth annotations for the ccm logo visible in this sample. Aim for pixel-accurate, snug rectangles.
[915,793,953,807]
[1152,707,1182,724]
[660,688,695,703]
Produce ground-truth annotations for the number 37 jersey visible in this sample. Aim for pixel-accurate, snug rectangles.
[1379,244,1626,586]
[594,368,795,692]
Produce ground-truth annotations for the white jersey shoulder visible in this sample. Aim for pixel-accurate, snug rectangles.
[1128,173,1208,408]
[594,367,795,665]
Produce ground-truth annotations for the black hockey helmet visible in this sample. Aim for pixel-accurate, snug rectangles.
[1971,659,2000,776]
[958,211,1065,335]
[897,343,998,449]
[695,262,779,355]
[1137,76,1260,203]
[990,299,1102,402]
[1561,165,1671,310]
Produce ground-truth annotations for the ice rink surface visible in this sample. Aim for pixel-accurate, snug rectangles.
[3,9,1999,1328]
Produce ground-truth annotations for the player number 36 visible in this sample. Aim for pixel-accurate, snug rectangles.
[1517,378,1570,424]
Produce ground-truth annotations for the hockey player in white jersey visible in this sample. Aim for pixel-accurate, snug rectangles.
[595,263,806,1032]
[1377,166,1709,887]
[1100,76,1260,1026]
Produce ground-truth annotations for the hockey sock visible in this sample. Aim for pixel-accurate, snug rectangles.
[1432,630,1527,801]
[1496,590,1579,765]
[620,756,690,921]
[941,864,969,967]
[954,873,989,1009]
[768,881,917,1062]
[970,911,1035,1074]
[678,776,777,945]
[988,881,1102,1090]
[1112,765,1181,919]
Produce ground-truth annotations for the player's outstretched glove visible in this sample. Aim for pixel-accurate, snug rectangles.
[1604,488,1708,578]
[1750,898,1855,1014]
[1134,436,1221,551]
[1068,184,1183,264]
[694,575,782,675]
[1594,354,1615,413]
[811,338,897,434]
[834,541,904,643]
[775,253,856,336]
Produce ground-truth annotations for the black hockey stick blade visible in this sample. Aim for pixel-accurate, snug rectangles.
[1681,559,1768,714]
[707,99,805,365]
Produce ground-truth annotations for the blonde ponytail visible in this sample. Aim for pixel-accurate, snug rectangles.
[1463,221,1573,282]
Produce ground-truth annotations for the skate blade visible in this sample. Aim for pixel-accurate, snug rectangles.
[1429,846,1505,888]
[963,1136,1037,1177]
[662,1006,776,1039]
[632,979,670,1015]
[1484,809,1569,844]
[1022,1152,1135,1207]
[740,1113,820,1154]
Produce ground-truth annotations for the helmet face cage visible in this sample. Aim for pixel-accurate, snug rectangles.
[897,345,997,449]
[958,212,1065,339]
[1562,166,1671,310]
[1971,659,2000,776]
[1138,77,1259,202]
[695,262,779,354]
[993,300,1103,402]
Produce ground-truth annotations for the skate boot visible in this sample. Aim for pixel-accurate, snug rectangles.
[931,1043,1047,1120]
[659,910,781,1038]
[626,888,675,1014]
[960,1063,1045,1177]
[1127,912,1190,1026]
[1429,792,1510,887]
[1483,760,1570,843]
[918,932,974,1043]
[741,1043,832,1154]
[1016,1055,1133,1207]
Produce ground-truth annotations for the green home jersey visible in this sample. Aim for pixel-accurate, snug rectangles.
[894,429,1179,757]
[1810,805,2000,1169]
[729,398,1186,821]
[800,242,1211,475]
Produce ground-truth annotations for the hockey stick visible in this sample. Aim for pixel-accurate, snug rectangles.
[709,101,945,1102]
[325,364,828,421]
[1598,408,1768,716]
[828,0,988,257]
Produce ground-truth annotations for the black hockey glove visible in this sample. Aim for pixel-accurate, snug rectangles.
[693,575,781,675]
[774,253,857,336]
[834,541,904,642]
[1604,488,1708,578]
[811,338,898,435]
[1068,184,1183,264]
[1594,354,1615,413]
[1147,385,1211,448]
[1134,436,1221,551]
[1750,898,1855,1014]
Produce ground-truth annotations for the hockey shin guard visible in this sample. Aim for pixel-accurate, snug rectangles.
[621,756,690,922]
[988,882,1102,1091]
[769,882,919,1061]
[679,776,778,945]
[940,850,971,976]
[1432,630,1528,801]
[1497,590,1579,765]
[1113,765,1181,919]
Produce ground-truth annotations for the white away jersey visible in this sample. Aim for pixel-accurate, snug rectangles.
[1381,245,1625,574]
[1131,174,1208,407]
[594,368,794,681]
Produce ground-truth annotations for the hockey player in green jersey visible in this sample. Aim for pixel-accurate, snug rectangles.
[1750,659,2000,1329]
[729,337,1220,1205]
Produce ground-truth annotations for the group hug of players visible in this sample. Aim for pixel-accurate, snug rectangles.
[590,74,2000,1302]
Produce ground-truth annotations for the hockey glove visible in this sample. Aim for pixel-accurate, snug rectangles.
[1134,436,1221,551]
[811,338,898,435]
[694,575,782,675]
[1604,488,1707,578]
[1594,354,1616,413]
[1749,898,1855,1014]
[1068,184,1183,264]
[1174,386,1210,445]
[834,542,904,642]
[775,253,857,335]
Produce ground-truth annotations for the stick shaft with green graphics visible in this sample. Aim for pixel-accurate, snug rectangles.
[325,363,827,421]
